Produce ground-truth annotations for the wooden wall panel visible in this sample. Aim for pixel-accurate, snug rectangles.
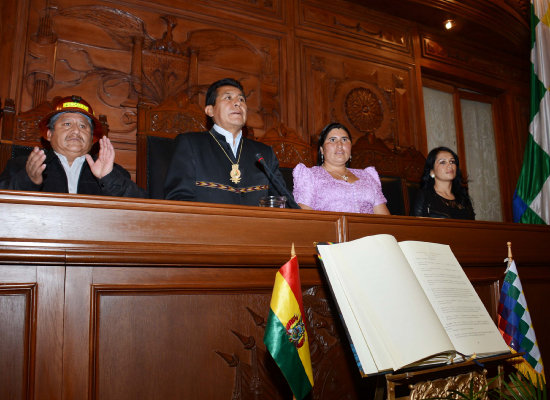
[55,266,372,399]
[92,287,272,399]
[297,2,414,57]
[0,283,36,400]
[298,2,413,57]
[62,266,92,400]
[13,0,290,176]
[34,266,65,400]
[0,193,549,397]
[420,34,526,86]
[345,215,550,267]
[298,40,419,149]
[5,0,527,151]
[0,0,29,101]
[0,0,531,213]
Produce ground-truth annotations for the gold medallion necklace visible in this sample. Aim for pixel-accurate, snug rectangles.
[323,164,349,181]
[209,131,243,184]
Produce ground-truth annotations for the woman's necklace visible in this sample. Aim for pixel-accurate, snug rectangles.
[209,132,243,184]
[323,164,349,182]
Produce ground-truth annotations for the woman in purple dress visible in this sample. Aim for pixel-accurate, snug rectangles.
[292,122,390,214]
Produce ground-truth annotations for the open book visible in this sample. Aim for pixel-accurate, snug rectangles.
[316,234,509,376]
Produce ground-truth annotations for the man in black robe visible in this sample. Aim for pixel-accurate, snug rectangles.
[164,78,292,207]
[0,95,146,198]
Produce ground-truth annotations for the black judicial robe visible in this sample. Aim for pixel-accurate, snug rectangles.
[0,149,147,198]
[164,129,287,206]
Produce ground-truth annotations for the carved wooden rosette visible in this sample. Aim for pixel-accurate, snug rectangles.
[333,76,404,145]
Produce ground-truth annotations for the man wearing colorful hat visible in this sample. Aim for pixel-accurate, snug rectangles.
[0,95,146,198]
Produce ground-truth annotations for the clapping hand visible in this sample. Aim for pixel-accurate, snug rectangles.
[25,147,47,185]
[86,136,115,179]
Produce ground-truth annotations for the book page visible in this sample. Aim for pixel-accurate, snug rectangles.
[318,234,454,372]
[317,244,379,375]
[399,241,509,356]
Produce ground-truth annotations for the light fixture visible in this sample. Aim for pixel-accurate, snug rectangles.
[444,19,456,30]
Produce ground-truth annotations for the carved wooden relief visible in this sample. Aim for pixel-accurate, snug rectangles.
[301,43,417,149]
[3,0,529,197]
[26,6,57,108]
[217,286,367,399]
[258,122,315,167]
[18,1,285,176]
[409,370,489,400]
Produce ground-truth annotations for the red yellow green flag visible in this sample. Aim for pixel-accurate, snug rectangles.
[263,256,314,400]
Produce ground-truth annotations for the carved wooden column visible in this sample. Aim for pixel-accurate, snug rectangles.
[122,35,144,108]
[26,5,57,107]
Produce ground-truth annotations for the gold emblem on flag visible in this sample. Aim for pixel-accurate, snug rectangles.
[286,315,306,348]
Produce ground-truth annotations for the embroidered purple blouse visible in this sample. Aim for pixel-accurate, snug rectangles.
[292,163,387,214]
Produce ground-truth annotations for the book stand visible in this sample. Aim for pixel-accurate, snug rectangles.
[381,353,517,400]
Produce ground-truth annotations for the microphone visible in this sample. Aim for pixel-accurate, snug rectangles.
[255,153,300,209]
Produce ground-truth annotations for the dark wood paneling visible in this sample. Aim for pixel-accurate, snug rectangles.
[0,0,530,222]
[34,266,64,400]
[345,215,550,267]
[92,287,272,399]
[0,284,36,400]
[298,40,419,150]
[63,266,92,400]
[298,2,414,56]
[0,193,549,398]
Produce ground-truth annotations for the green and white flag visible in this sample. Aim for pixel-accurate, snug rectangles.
[513,0,550,224]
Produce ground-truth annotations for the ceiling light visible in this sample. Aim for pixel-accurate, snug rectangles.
[444,19,456,30]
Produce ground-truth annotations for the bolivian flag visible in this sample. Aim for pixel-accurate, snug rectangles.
[264,256,314,400]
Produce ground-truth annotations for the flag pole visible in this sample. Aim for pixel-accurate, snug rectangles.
[505,241,513,272]
[292,241,297,400]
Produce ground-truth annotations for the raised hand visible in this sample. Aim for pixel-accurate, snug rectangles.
[25,147,47,185]
[86,136,115,179]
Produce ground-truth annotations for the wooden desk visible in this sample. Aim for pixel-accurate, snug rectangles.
[1,191,548,399]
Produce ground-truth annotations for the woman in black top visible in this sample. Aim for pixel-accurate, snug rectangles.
[412,146,475,220]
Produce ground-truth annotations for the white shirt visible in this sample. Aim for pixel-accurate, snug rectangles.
[55,152,87,194]
[213,124,242,157]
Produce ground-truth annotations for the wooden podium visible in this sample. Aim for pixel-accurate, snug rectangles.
[0,191,548,399]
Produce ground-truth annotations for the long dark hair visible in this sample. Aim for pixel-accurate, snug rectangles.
[316,122,352,166]
[420,146,471,205]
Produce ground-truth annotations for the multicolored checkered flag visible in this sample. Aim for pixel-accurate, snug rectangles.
[498,259,545,383]
[512,0,550,224]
